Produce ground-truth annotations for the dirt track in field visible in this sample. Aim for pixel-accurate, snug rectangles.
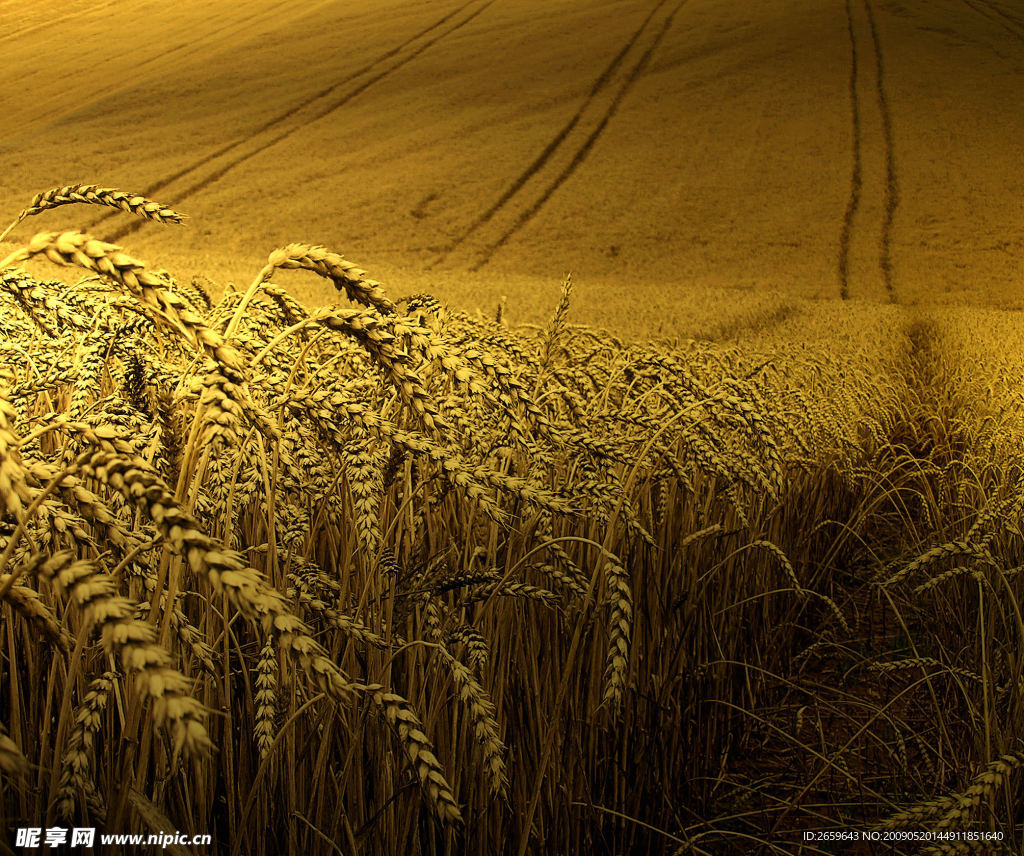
[1,0,1023,337]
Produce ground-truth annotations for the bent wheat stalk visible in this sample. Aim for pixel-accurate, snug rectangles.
[0,184,185,243]
[229,243,396,339]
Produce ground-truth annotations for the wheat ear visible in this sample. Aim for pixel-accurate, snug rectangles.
[0,184,185,242]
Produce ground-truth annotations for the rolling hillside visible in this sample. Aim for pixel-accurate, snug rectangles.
[2,0,1023,337]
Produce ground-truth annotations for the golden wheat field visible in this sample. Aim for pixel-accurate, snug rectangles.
[4,2,1024,855]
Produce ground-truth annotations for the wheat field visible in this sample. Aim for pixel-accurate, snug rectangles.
[0,186,1023,855]
[7,0,1024,852]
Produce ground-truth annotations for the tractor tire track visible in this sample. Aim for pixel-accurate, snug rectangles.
[838,0,863,301]
[987,0,1024,31]
[0,1,291,145]
[0,1,119,45]
[866,0,899,302]
[31,1,300,137]
[838,0,899,302]
[960,0,1024,44]
[427,0,672,269]
[444,0,687,273]
[97,1,301,85]
[90,0,493,242]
